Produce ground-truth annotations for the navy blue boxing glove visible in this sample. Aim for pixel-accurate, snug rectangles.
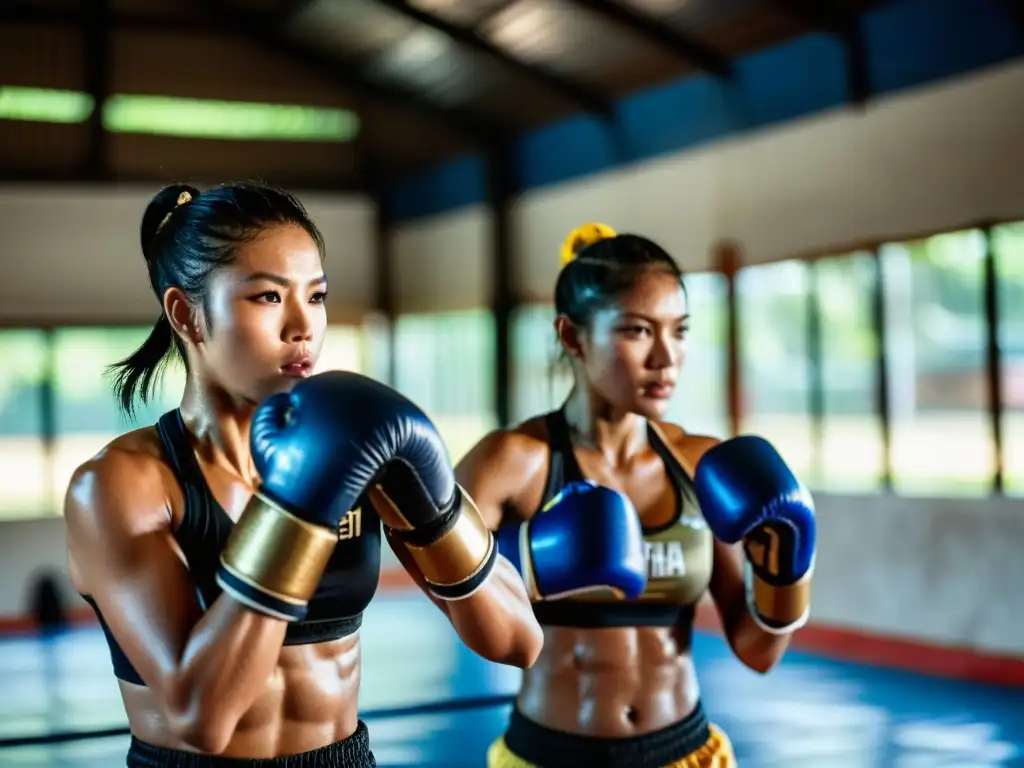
[694,436,816,633]
[496,481,647,601]
[218,371,496,620]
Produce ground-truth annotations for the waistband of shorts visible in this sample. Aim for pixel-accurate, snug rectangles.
[504,703,710,768]
[126,720,374,768]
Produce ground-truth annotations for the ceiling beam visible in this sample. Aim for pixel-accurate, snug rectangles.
[196,0,504,147]
[82,0,111,181]
[1004,0,1024,36]
[0,6,220,34]
[371,0,614,117]
[768,0,849,34]
[0,167,368,192]
[471,0,521,33]
[768,0,871,104]
[5,2,503,144]
[569,0,732,78]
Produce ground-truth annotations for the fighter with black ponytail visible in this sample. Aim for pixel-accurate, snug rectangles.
[67,182,542,767]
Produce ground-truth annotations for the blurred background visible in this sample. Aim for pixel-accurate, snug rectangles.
[0,0,1023,765]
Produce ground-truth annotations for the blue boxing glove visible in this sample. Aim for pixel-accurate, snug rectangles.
[218,371,497,620]
[693,436,816,633]
[497,481,647,601]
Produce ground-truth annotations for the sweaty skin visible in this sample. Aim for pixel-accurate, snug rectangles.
[65,223,541,759]
[67,428,362,756]
[458,417,792,738]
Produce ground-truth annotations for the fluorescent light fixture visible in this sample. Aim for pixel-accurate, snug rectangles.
[103,94,360,142]
[0,86,95,123]
[0,86,359,142]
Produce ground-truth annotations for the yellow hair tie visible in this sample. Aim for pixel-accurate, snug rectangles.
[560,222,616,267]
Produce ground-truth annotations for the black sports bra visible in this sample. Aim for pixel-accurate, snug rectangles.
[530,409,714,629]
[82,409,382,686]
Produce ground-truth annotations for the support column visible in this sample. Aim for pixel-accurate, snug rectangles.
[715,241,742,437]
[982,226,1005,495]
[83,0,110,180]
[487,144,515,428]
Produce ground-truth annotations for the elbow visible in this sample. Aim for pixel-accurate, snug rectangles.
[175,721,234,756]
[477,633,542,669]
[459,608,544,669]
[493,622,544,669]
[164,686,237,755]
[726,616,790,676]
[736,648,781,675]
[732,633,790,676]
[490,593,545,669]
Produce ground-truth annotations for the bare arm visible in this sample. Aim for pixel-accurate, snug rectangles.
[708,539,792,674]
[378,430,544,668]
[384,527,540,668]
[668,428,793,674]
[65,449,288,754]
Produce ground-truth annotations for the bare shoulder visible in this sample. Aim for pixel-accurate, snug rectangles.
[653,421,721,474]
[456,415,553,525]
[458,416,549,477]
[64,426,174,540]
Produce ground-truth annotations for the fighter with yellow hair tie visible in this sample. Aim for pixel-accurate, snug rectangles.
[456,222,817,767]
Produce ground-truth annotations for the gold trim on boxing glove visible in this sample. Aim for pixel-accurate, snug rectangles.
[518,521,543,601]
[745,561,813,635]
[374,484,495,593]
[220,491,339,606]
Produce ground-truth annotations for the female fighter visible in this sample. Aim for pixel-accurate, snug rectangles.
[458,224,817,767]
[64,182,543,767]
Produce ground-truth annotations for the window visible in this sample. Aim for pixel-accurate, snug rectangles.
[736,260,814,482]
[52,327,185,513]
[317,317,392,381]
[393,310,497,463]
[357,313,393,384]
[880,231,994,496]
[993,224,1024,496]
[815,254,885,492]
[318,325,364,373]
[510,304,572,425]
[0,331,49,520]
[318,320,389,376]
[665,271,729,439]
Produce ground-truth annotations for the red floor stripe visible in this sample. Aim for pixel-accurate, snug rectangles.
[691,601,1024,686]
[3,569,1021,685]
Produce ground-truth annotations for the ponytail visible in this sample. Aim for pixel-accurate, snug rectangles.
[105,315,179,420]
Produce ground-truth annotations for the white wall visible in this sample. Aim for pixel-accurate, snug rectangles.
[384,61,1024,656]
[389,203,492,313]
[392,59,1024,300]
[0,185,376,323]
[508,58,1024,298]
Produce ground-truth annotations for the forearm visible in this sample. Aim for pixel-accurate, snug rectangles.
[166,597,288,750]
[171,493,335,750]
[387,528,542,668]
[724,565,812,674]
[444,556,542,668]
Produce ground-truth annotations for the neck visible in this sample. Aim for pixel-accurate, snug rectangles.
[562,385,647,463]
[178,373,259,484]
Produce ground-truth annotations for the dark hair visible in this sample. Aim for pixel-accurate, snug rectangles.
[554,233,686,329]
[107,182,326,419]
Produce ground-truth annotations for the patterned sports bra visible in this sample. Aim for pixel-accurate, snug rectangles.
[530,409,714,629]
